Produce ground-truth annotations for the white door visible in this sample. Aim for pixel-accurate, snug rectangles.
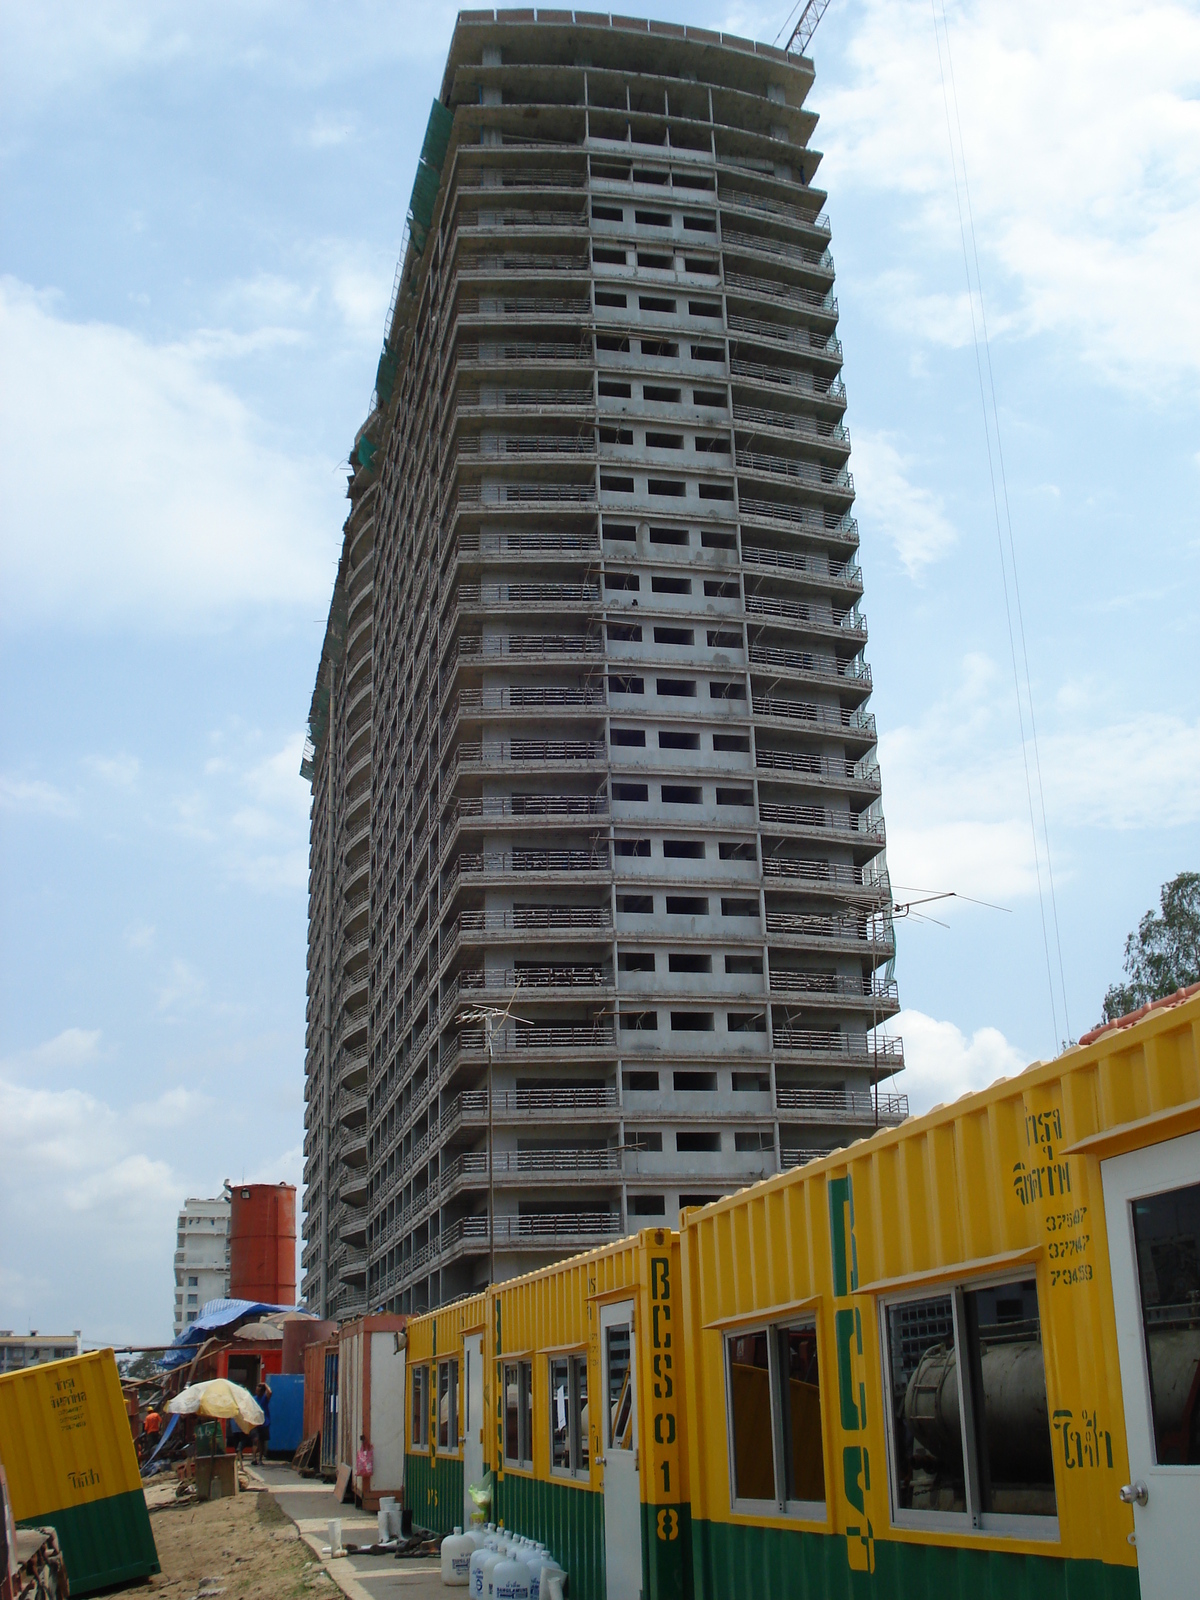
[463,1334,484,1528]
[1102,1130,1200,1600]
[600,1300,642,1600]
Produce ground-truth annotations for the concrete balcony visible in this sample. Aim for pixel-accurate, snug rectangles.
[772,1030,904,1071]
[765,910,895,959]
[776,1085,909,1125]
[755,748,882,796]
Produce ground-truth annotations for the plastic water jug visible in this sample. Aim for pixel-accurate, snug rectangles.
[492,1553,531,1600]
[442,1525,474,1586]
[469,1541,495,1598]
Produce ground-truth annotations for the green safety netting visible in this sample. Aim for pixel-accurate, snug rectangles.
[419,99,454,171]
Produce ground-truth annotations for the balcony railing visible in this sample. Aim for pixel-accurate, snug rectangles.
[453,1086,620,1120]
[722,229,834,274]
[737,450,853,493]
[455,387,594,410]
[769,972,898,1003]
[446,966,609,1008]
[731,361,847,405]
[761,859,883,890]
[766,910,893,948]
[456,433,594,457]
[743,545,860,584]
[456,340,592,364]
[748,645,871,686]
[738,498,855,538]
[454,1022,616,1055]
[718,186,830,233]
[447,1149,623,1180]
[724,271,837,319]
[453,906,613,935]
[776,1085,908,1124]
[451,794,609,823]
[448,685,607,720]
[454,482,597,508]
[452,581,601,606]
[450,848,610,879]
[453,634,604,660]
[755,749,881,788]
[753,696,875,739]
[734,407,849,448]
[457,530,601,557]
[728,317,843,364]
[448,738,606,769]
[744,594,864,635]
[773,1030,904,1067]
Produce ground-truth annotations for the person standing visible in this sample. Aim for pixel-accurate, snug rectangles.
[253,1379,272,1465]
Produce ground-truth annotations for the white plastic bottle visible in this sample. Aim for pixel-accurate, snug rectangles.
[442,1525,474,1586]
[481,1542,508,1599]
[491,1551,531,1600]
[469,1537,496,1598]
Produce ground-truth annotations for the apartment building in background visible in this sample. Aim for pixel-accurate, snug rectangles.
[0,1331,82,1374]
[174,1191,231,1335]
[302,9,903,1320]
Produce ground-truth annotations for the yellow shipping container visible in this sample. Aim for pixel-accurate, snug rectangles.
[0,1348,160,1594]
[679,987,1200,1600]
[404,1291,487,1532]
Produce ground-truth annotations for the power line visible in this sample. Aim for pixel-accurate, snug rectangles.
[930,0,1070,1052]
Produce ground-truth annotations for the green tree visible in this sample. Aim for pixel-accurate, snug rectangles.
[1102,871,1200,1022]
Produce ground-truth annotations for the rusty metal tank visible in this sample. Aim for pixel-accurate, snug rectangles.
[229,1182,296,1305]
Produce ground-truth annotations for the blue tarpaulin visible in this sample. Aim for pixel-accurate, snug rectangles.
[160,1298,299,1369]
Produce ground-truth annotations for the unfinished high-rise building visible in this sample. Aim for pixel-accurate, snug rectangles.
[301,8,904,1319]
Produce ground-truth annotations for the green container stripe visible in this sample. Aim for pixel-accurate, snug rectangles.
[641,1501,693,1600]
[689,1518,1140,1600]
[494,1472,605,1600]
[405,1452,464,1536]
[19,1489,159,1597]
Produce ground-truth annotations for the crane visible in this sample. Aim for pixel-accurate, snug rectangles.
[776,0,834,56]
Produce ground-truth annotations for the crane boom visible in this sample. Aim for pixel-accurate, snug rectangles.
[785,0,833,56]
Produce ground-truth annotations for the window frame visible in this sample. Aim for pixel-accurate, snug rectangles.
[437,1357,459,1452]
[503,1358,534,1470]
[411,1362,430,1452]
[723,1315,827,1524]
[548,1349,590,1481]
[878,1271,1061,1543]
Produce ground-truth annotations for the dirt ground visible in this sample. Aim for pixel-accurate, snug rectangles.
[116,1484,336,1600]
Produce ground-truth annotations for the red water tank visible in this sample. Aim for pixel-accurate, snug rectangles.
[229,1182,296,1305]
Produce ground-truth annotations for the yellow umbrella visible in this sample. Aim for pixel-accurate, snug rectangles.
[168,1378,264,1432]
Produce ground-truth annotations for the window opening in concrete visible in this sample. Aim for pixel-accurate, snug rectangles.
[662,787,702,807]
[659,729,700,749]
[663,836,703,855]
[665,893,707,912]
[678,1131,721,1152]
[619,952,655,971]
[623,1070,659,1090]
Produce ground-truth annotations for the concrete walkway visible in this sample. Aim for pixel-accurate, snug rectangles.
[257,1463,446,1600]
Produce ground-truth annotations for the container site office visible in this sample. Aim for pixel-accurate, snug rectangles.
[300,7,903,1327]
[397,989,1200,1600]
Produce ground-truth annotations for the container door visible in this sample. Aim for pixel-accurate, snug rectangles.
[1102,1130,1200,1600]
[463,1333,484,1528]
[600,1300,642,1600]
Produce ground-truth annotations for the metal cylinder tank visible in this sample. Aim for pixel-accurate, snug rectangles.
[229,1182,296,1305]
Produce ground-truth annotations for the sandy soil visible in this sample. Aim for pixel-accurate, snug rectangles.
[115,1485,335,1600]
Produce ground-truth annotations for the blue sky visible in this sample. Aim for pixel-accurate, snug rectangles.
[1,0,1197,1344]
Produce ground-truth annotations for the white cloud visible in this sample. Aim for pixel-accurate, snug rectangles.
[157,958,207,1013]
[0,278,340,630]
[822,0,1200,390]
[2,1028,104,1074]
[0,774,77,818]
[305,114,355,149]
[853,428,958,574]
[85,753,141,788]
[881,660,1200,903]
[892,1007,1032,1117]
